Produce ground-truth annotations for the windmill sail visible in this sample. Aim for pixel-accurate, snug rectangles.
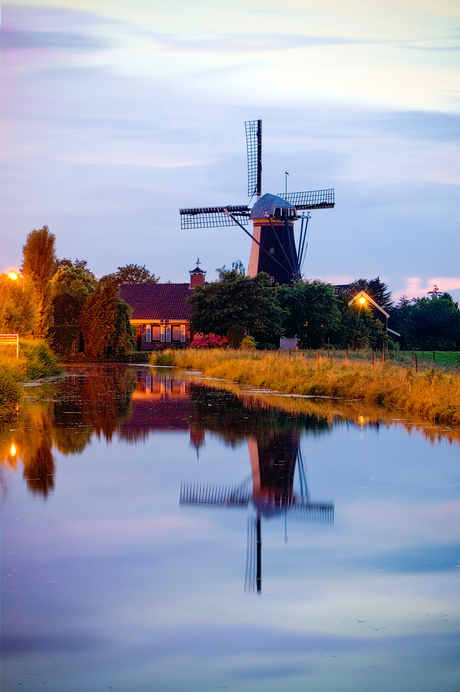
[245,119,262,199]
[179,205,250,229]
[278,189,335,210]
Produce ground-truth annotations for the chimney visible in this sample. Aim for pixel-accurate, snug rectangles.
[189,259,206,289]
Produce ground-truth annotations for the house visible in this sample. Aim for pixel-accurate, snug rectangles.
[348,290,400,339]
[119,264,206,351]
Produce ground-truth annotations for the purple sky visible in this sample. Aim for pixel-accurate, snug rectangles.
[1,1,459,302]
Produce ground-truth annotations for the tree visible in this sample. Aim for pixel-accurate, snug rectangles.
[48,266,96,352]
[21,226,57,337]
[404,294,460,350]
[278,280,340,348]
[187,270,284,347]
[0,273,38,336]
[80,279,134,359]
[55,258,95,279]
[344,277,393,312]
[104,263,159,287]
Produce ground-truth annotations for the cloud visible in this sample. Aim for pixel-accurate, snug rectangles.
[140,31,366,54]
[1,28,112,52]
[373,111,460,144]
[396,277,460,300]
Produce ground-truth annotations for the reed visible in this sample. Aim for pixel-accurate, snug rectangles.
[0,340,61,418]
[161,349,460,428]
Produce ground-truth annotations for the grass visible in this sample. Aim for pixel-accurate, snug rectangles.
[0,340,61,418]
[153,349,460,428]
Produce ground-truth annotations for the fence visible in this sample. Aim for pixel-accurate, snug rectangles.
[280,348,460,372]
[0,333,19,358]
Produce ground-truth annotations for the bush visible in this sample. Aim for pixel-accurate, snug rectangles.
[239,335,256,350]
[0,366,22,414]
[190,333,228,349]
[149,351,176,366]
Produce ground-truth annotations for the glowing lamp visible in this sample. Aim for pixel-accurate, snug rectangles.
[8,271,19,281]
[359,296,366,305]
[10,443,17,457]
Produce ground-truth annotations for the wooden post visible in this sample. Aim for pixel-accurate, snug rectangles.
[316,350,320,362]
[414,353,418,372]
[382,350,385,363]
[371,352,374,365]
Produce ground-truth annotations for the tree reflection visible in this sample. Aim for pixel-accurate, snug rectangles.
[0,365,136,498]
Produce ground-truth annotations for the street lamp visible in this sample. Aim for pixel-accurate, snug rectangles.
[8,271,19,281]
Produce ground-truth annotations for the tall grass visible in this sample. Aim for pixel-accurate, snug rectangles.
[0,340,61,418]
[158,349,460,428]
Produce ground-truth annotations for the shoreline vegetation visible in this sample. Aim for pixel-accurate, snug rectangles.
[150,349,460,428]
[0,340,61,419]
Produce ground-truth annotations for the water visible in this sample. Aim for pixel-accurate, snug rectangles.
[1,365,459,691]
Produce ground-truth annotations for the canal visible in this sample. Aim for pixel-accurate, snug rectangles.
[1,364,459,691]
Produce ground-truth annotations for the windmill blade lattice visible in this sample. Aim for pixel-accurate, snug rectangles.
[245,119,262,199]
[277,189,335,210]
[179,205,251,229]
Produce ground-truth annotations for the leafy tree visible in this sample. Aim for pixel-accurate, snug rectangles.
[404,294,460,350]
[104,263,159,287]
[0,273,38,336]
[48,266,96,352]
[278,280,340,348]
[187,270,284,348]
[334,306,388,349]
[344,277,393,312]
[110,298,135,358]
[55,258,95,279]
[21,226,57,337]
[80,279,134,359]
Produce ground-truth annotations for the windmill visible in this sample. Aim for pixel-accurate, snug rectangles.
[180,120,335,285]
[180,435,334,594]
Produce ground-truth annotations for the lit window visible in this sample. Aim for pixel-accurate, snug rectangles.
[146,325,152,342]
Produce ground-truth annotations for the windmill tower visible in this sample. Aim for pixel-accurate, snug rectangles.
[180,120,335,285]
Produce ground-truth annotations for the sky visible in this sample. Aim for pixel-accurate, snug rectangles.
[0,0,459,302]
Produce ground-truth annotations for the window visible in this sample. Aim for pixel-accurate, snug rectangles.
[145,325,152,342]
[152,325,161,341]
[269,276,275,284]
[172,325,181,341]
[180,324,186,343]
[160,325,165,342]
[165,325,171,342]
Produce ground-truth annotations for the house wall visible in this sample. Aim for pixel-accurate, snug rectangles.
[133,322,192,351]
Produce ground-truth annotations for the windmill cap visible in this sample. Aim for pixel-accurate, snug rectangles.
[250,193,295,220]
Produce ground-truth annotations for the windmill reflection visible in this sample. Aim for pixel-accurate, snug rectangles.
[181,426,334,594]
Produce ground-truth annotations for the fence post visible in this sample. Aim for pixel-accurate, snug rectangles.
[316,351,320,362]
[372,352,374,365]
[382,350,385,364]
[414,353,418,373]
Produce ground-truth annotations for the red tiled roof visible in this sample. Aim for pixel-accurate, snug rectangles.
[119,283,192,320]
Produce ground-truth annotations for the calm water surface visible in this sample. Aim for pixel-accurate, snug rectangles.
[1,365,459,691]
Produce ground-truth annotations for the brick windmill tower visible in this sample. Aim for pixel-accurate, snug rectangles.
[180,120,335,284]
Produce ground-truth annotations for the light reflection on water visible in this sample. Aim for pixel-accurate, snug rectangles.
[1,364,459,691]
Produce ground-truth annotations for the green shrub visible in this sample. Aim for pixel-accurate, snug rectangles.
[0,366,22,414]
[239,335,256,350]
[149,351,176,366]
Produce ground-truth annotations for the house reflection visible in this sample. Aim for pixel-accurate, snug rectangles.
[0,368,333,511]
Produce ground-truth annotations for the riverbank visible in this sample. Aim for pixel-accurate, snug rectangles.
[151,349,460,427]
[0,340,61,418]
